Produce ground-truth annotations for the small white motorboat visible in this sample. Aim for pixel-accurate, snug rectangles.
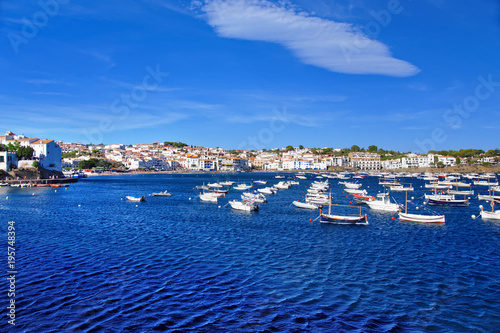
[126,196,146,202]
[152,190,172,197]
[258,187,276,195]
[229,200,259,211]
[292,200,320,210]
[199,193,218,203]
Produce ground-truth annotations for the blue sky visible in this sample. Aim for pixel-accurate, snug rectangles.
[1,0,499,153]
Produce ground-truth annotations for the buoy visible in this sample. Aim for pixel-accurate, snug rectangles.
[346,196,348,198]
[309,218,312,222]
[6,196,9,200]
[55,190,57,192]
[32,193,35,196]
[135,205,138,207]
[411,197,414,200]
[349,201,352,204]
[218,206,221,208]
[78,204,81,207]
[189,198,192,200]
[416,207,419,210]
[391,216,395,220]
[471,215,476,219]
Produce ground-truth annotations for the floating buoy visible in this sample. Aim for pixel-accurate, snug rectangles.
[218,206,221,208]
[349,201,352,204]
[346,196,348,198]
[471,215,476,219]
[189,198,192,200]
[32,193,35,196]
[78,204,81,207]
[6,196,8,200]
[309,218,312,222]
[135,205,138,207]
[416,207,419,210]
[391,216,395,220]
[55,190,57,192]
[411,197,414,200]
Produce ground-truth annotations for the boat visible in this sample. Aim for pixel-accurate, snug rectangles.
[219,181,235,186]
[50,184,69,187]
[292,200,320,210]
[275,175,285,179]
[399,191,445,223]
[199,193,218,203]
[195,185,210,190]
[343,182,362,189]
[258,187,276,195]
[234,183,252,190]
[152,190,172,197]
[318,195,368,225]
[275,181,291,190]
[352,193,375,204]
[399,212,445,223]
[0,183,8,187]
[242,192,267,203]
[389,185,414,192]
[424,183,450,189]
[479,203,500,220]
[126,196,146,202]
[208,182,222,188]
[344,188,368,195]
[253,180,268,185]
[366,193,402,212]
[296,175,307,180]
[229,200,259,212]
[473,180,499,186]
[427,195,469,207]
[36,183,51,187]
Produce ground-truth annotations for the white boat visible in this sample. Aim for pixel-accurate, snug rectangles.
[275,181,291,190]
[275,175,285,179]
[126,196,145,202]
[229,200,259,211]
[297,175,307,180]
[208,182,222,188]
[344,188,368,195]
[479,204,500,220]
[366,193,401,212]
[447,189,474,196]
[399,212,445,223]
[474,180,499,186]
[344,182,362,189]
[234,184,252,190]
[424,183,450,189]
[292,200,320,210]
[0,183,8,187]
[398,191,445,223]
[242,192,267,203]
[199,193,218,203]
[253,180,268,185]
[389,185,414,192]
[152,190,172,196]
[219,181,235,186]
[258,187,276,195]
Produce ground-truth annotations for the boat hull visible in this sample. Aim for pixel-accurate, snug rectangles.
[427,198,469,206]
[320,213,368,225]
[399,212,445,223]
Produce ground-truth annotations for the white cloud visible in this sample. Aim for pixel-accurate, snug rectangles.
[199,0,419,77]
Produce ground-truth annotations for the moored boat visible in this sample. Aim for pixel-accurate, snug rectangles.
[152,190,172,196]
[229,200,259,212]
[292,200,320,210]
[126,196,146,202]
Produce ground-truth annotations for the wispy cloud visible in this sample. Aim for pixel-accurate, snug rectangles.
[198,0,419,77]
[22,79,66,85]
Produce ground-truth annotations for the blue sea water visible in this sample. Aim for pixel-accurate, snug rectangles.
[1,173,499,332]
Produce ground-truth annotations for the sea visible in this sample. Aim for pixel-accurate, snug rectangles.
[0,173,499,332]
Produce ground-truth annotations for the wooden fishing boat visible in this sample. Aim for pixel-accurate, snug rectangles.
[399,191,445,223]
[318,195,368,225]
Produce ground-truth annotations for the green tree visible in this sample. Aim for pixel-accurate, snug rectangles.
[351,145,360,152]
[78,159,99,169]
[456,157,461,165]
[17,146,34,160]
[286,145,294,151]
[299,145,304,149]
[32,161,39,168]
[368,145,378,153]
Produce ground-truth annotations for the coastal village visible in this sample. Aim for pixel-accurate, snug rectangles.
[0,130,498,175]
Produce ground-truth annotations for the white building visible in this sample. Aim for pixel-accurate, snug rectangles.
[0,151,18,171]
[30,140,62,171]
